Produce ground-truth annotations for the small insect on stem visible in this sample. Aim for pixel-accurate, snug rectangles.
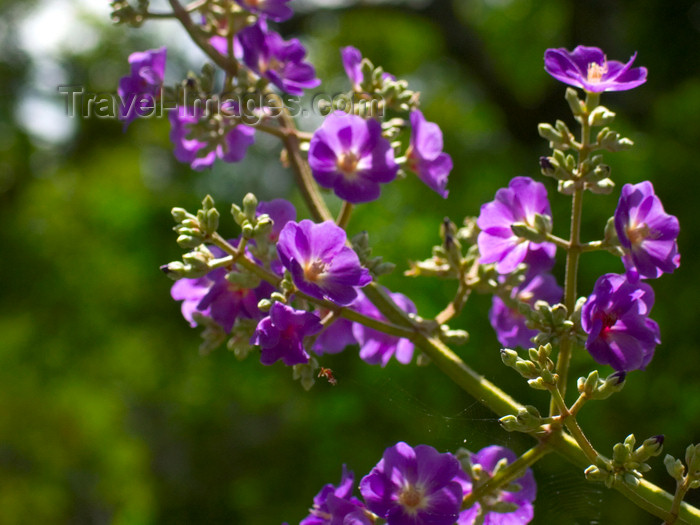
[318,367,337,386]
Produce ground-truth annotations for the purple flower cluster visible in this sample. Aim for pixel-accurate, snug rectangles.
[298,443,536,525]
[340,46,395,89]
[170,200,295,332]
[308,111,399,203]
[252,302,323,366]
[238,21,320,96]
[477,177,556,274]
[169,106,256,171]
[544,45,647,93]
[614,181,680,281]
[456,446,536,524]
[118,47,167,128]
[582,273,660,372]
[490,269,562,349]
[352,290,416,367]
[406,110,453,199]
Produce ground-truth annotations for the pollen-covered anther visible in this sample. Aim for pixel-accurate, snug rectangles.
[304,259,328,282]
[337,151,360,177]
[587,60,608,83]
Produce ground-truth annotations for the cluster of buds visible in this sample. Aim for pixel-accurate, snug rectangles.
[406,217,479,280]
[576,370,626,401]
[110,0,149,27]
[538,87,634,195]
[520,300,578,347]
[501,343,558,391]
[664,444,700,488]
[585,434,664,488]
[350,231,396,278]
[499,405,545,434]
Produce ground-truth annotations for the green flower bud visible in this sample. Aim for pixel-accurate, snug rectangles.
[584,465,609,483]
[257,299,272,312]
[588,106,616,127]
[172,207,191,223]
[665,454,686,481]
[500,349,519,367]
[242,193,258,222]
[558,180,576,195]
[565,87,584,116]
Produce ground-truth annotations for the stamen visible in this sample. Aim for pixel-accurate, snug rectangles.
[626,223,652,245]
[398,485,423,509]
[337,151,359,177]
[587,60,608,83]
[304,259,328,282]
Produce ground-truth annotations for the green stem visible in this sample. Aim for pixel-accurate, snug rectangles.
[461,443,550,510]
[336,201,354,229]
[667,477,693,525]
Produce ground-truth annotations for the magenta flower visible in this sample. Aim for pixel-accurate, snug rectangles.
[341,46,363,88]
[456,446,536,525]
[581,273,660,372]
[237,22,320,96]
[251,302,323,366]
[614,181,680,280]
[170,276,213,327]
[277,220,371,306]
[544,46,647,93]
[169,106,255,170]
[197,267,272,333]
[235,0,292,22]
[352,290,416,367]
[340,46,395,89]
[301,465,370,525]
[360,442,463,525]
[257,198,296,242]
[490,270,562,349]
[477,177,556,274]
[312,316,356,356]
[406,110,452,198]
[118,47,167,127]
[308,111,399,203]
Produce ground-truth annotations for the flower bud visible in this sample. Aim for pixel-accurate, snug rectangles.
[664,454,686,481]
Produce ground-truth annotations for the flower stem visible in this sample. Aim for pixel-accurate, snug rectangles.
[336,201,354,229]
[461,442,550,510]
[667,477,693,525]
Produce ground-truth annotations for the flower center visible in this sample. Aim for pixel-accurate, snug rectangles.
[258,56,282,75]
[597,312,618,338]
[626,222,655,246]
[587,60,608,83]
[304,259,328,282]
[336,151,359,177]
[398,484,425,510]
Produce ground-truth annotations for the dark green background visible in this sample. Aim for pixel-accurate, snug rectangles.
[1,0,699,523]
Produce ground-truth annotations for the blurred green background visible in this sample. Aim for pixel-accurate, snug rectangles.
[1,0,699,523]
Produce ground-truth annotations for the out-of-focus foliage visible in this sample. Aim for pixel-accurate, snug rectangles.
[1,0,699,523]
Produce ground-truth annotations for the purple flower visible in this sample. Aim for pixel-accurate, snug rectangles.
[237,22,320,96]
[308,111,399,203]
[277,220,372,306]
[457,446,536,525]
[340,46,395,89]
[301,465,370,525]
[352,290,416,367]
[581,273,660,372]
[168,106,255,170]
[235,0,293,22]
[197,267,272,333]
[490,271,562,348]
[544,46,647,93]
[614,181,680,280]
[406,110,452,198]
[341,46,363,87]
[118,47,167,127]
[477,177,556,274]
[251,302,323,366]
[257,198,296,242]
[170,276,213,327]
[312,316,357,356]
[360,442,463,525]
